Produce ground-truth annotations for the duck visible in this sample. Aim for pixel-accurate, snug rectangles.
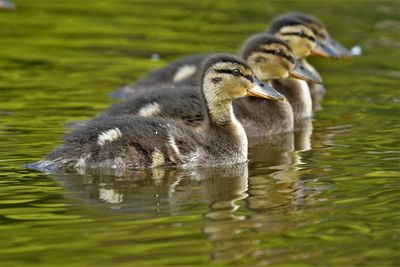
[273,12,352,111]
[266,16,338,121]
[76,34,319,136]
[34,54,283,172]
[233,33,321,135]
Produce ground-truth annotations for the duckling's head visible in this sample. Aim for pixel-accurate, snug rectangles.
[268,17,318,59]
[283,12,328,40]
[240,33,296,80]
[280,12,351,58]
[201,54,284,103]
[200,54,284,124]
[240,33,322,83]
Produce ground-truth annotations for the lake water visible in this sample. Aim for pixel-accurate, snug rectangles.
[0,1,399,266]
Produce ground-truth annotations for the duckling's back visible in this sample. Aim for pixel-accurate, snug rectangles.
[36,116,201,172]
[112,54,208,98]
[104,82,205,127]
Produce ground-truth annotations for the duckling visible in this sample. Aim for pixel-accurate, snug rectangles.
[266,16,336,120]
[233,33,321,135]
[274,12,352,111]
[34,54,281,172]
[80,34,318,136]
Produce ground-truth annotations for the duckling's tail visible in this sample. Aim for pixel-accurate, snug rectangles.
[64,120,89,130]
[25,144,81,173]
[25,161,58,173]
[109,84,137,99]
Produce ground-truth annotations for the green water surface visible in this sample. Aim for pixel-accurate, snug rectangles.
[0,0,399,266]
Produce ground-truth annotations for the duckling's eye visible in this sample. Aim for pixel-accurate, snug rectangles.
[255,56,266,63]
[299,30,305,37]
[232,69,241,76]
[275,49,283,56]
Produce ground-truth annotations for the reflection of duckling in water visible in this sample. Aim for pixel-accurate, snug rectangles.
[33,54,281,172]
[201,153,327,263]
[82,34,318,136]
[50,162,249,216]
[53,168,187,213]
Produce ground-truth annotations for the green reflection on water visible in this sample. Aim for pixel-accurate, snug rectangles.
[0,0,399,266]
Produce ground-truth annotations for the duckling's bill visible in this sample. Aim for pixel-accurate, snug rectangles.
[328,37,354,58]
[311,40,340,59]
[247,78,285,101]
[289,60,323,84]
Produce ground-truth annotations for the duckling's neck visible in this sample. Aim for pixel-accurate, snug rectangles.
[207,100,236,126]
[202,78,239,126]
[202,86,248,163]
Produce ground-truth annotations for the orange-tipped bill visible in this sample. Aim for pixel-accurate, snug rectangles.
[289,60,323,84]
[247,78,285,101]
[311,40,340,59]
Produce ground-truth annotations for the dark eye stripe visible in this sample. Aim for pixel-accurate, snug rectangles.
[280,32,316,42]
[257,49,295,64]
[215,69,237,75]
[215,69,254,82]
[243,74,253,82]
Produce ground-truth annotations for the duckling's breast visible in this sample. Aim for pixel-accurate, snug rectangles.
[234,97,294,136]
[272,79,312,121]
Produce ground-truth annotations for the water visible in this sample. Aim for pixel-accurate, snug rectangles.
[1,1,399,266]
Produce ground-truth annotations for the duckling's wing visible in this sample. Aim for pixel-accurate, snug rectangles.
[44,116,201,170]
[103,84,205,127]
